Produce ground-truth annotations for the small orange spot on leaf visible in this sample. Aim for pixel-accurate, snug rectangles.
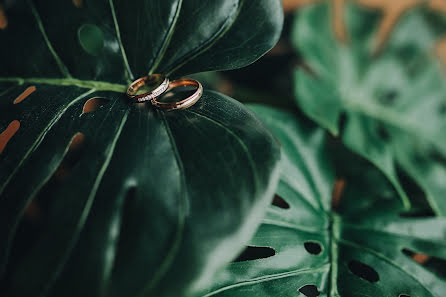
[82,97,109,114]
[54,133,85,180]
[72,0,83,8]
[0,120,20,154]
[13,86,36,104]
[412,253,430,264]
[435,37,446,67]
[0,5,7,29]
[24,201,42,222]
[282,0,320,13]
[332,179,346,210]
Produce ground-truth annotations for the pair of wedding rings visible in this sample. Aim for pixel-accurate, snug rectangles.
[126,74,203,111]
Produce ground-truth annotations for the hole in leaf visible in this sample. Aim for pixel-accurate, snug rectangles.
[337,112,347,137]
[348,260,380,283]
[439,102,446,115]
[53,133,85,181]
[298,284,320,297]
[13,86,36,104]
[82,97,109,114]
[396,166,431,211]
[24,200,42,222]
[399,295,411,297]
[399,209,434,218]
[377,124,390,141]
[0,5,7,29]
[4,132,87,290]
[378,90,398,105]
[402,248,424,261]
[22,134,84,219]
[233,246,275,262]
[272,194,289,209]
[402,248,446,279]
[304,242,322,255]
[431,149,446,166]
[0,120,20,154]
[78,24,104,56]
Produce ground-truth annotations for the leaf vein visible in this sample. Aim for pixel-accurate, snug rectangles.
[28,0,72,78]
[108,0,134,82]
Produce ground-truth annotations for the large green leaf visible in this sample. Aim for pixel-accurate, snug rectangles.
[202,105,446,297]
[0,0,283,296]
[291,1,446,215]
[1,0,283,80]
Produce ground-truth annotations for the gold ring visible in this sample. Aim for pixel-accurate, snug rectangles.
[151,78,203,110]
[126,74,169,103]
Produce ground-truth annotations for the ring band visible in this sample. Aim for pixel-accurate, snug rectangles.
[126,74,169,103]
[151,78,203,110]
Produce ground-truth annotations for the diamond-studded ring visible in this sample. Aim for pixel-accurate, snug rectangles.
[126,74,169,103]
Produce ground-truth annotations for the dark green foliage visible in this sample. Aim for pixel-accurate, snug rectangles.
[0,1,283,296]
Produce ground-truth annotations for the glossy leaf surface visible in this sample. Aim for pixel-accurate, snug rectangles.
[1,0,283,81]
[202,105,446,297]
[292,2,446,215]
[0,0,283,296]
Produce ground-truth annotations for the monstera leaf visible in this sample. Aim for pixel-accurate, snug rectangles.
[0,1,283,297]
[292,2,446,215]
[201,105,446,297]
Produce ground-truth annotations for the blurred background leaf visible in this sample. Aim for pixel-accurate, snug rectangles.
[201,105,446,297]
[291,1,446,216]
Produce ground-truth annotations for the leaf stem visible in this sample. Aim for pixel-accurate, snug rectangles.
[329,213,340,297]
[0,77,126,93]
[109,0,134,82]
[148,0,183,75]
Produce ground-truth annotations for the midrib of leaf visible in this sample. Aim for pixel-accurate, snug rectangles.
[0,77,126,93]
[148,0,183,75]
[329,214,341,297]
[166,0,243,76]
[138,112,187,297]
[200,210,343,296]
[28,0,72,78]
[109,0,133,82]
[202,265,330,297]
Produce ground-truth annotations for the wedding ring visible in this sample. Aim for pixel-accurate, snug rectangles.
[126,74,169,103]
[151,78,203,110]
